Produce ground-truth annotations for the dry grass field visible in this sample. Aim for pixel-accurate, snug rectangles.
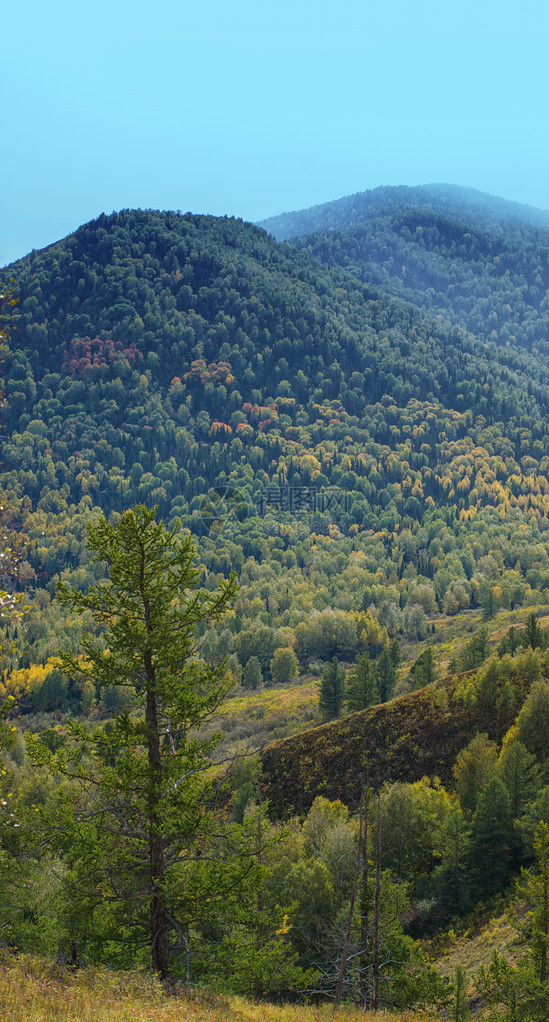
[0,954,441,1022]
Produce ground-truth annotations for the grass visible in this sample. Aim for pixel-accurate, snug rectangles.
[434,912,519,982]
[202,677,321,761]
[219,679,320,724]
[0,954,440,1022]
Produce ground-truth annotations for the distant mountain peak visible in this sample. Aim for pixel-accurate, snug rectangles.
[257,183,549,241]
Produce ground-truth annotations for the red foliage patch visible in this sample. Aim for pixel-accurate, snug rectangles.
[63,336,143,377]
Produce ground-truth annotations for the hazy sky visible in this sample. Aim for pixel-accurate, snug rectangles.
[3,0,549,266]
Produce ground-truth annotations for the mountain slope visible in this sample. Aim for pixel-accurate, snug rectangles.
[4,205,549,684]
[257,183,549,241]
[259,185,549,358]
[260,667,520,814]
[5,208,549,529]
[296,212,549,358]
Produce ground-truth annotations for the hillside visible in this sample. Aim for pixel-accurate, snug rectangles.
[3,193,549,1004]
[3,203,549,702]
[260,650,537,815]
[257,182,549,241]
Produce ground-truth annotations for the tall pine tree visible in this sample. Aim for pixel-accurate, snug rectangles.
[30,506,237,979]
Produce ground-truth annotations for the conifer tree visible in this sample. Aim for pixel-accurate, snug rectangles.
[429,805,472,918]
[469,776,513,898]
[516,680,549,769]
[452,966,470,1021]
[376,648,396,703]
[522,611,544,651]
[346,654,379,713]
[30,506,237,979]
[496,740,541,866]
[319,657,345,720]
[409,646,436,690]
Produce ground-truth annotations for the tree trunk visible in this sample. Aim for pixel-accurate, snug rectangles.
[359,790,370,1008]
[146,679,170,978]
[141,540,170,981]
[333,807,363,1011]
[372,793,382,1011]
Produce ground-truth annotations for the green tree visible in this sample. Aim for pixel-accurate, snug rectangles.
[234,624,279,671]
[452,967,470,1022]
[356,610,389,657]
[496,739,541,866]
[268,855,337,965]
[517,786,549,852]
[476,823,549,1020]
[218,907,317,1000]
[30,669,68,712]
[516,680,549,770]
[497,625,522,658]
[459,626,490,671]
[346,654,379,712]
[319,657,345,720]
[270,647,298,684]
[80,679,96,714]
[378,778,453,884]
[242,655,263,689]
[469,776,513,897]
[30,506,236,979]
[522,611,544,651]
[481,583,502,620]
[201,803,318,1000]
[409,646,436,691]
[453,733,498,815]
[389,637,401,668]
[376,648,396,703]
[428,805,472,919]
[528,822,549,996]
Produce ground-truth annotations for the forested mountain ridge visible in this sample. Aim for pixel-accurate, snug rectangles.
[295,212,549,358]
[257,182,549,241]
[4,203,549,681]
[260,184,549,358]
[6,205,549,522]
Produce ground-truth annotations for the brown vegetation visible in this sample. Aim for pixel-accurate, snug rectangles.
[261,673,517,815]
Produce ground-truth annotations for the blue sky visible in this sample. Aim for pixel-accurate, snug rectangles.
[3,0,549,266]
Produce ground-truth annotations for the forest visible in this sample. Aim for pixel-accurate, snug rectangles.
[2,184,549,1018]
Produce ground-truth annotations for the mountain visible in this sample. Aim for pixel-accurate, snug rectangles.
[3,191,549,1002]
[259,185,549,358]
[3,199,549,684]
[5,206,549,520]
[257,183,549,240]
